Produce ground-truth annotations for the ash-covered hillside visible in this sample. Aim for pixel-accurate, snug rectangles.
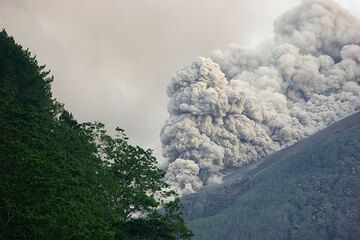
[182,112,360,240]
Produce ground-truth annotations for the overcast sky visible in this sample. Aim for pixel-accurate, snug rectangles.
[1,0,359,164]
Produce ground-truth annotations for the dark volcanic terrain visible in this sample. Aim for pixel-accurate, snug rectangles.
[182,112,360,239]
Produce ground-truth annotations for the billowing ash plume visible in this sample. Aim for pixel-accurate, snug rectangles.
[161,0,360,194]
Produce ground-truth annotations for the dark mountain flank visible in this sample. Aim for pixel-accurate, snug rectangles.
[182,112,360,240]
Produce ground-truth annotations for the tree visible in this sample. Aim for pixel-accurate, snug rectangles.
[0,30,192,239]
[0,30,113,239]
[85,123,193,240]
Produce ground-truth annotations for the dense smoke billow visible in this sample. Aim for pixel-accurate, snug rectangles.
[161,0,360,194]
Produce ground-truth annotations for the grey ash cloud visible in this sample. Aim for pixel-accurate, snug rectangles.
[161,0,360,194]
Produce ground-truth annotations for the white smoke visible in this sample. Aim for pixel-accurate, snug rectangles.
[161,0,360,194]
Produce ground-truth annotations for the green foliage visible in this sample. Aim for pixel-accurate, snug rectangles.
[0,30,192,240]
[84,123,193,240]
[0,30,113,239]
[187,125,360,239]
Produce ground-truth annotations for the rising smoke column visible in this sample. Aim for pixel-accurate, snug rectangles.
[161,0,360,194]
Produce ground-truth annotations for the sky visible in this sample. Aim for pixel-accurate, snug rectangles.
[0,0,359,164]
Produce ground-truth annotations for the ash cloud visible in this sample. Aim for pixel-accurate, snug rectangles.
[161,0,360,194]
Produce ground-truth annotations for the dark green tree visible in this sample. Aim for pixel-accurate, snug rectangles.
[85,123,193,240]
[0,30,113,239]
[0,30,192,240]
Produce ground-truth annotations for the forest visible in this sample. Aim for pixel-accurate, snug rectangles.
[0,30,192,240]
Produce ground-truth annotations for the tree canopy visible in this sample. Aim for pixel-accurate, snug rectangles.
[0,30,192,240]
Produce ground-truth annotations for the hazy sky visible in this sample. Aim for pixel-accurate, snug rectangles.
[1,0,359,163]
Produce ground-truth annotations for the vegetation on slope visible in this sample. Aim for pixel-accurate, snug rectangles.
[0,30,192,240]
[188,123,360,239]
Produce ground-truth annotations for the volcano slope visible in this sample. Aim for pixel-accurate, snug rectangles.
[182,112,360,240]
